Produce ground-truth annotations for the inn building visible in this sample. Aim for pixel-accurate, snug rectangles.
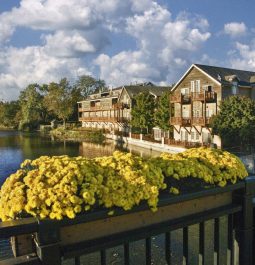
[78,83,170,132]
[170,64,255,148]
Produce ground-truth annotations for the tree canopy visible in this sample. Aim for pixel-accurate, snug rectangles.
[43,78,75,127]
[130,92,156,133]
[211,96,255,147]
[154,91,171,130]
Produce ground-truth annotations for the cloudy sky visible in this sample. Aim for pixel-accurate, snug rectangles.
[0,0,255,100]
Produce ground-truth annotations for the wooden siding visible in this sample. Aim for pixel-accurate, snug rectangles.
[173,67,222,101]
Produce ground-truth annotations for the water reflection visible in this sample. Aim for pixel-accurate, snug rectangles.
[0,130,161,186]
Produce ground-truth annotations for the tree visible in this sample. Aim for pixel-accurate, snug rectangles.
[75,75,106,99]
[211,96,255,147]
[0,101,21,128]
[154,91,171,130]
[18,84,46,130]
[130,92,156,134]
[43,78,75,128]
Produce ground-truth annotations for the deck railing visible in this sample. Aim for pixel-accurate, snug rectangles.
[0,177,255,265]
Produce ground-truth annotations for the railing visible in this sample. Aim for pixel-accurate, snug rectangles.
[171,91,217,103]
[1,177,255,265]
[164,138,206,148]
[142,134,161,143]
[131,133,140,139]
[171,117,212,126]
[170,117,191,126]
[79,117,128,123]
[79,104,124,112]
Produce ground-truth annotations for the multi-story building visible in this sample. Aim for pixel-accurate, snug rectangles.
[170,64,255,148]
[78,88,125,132]
[78,83,170,132]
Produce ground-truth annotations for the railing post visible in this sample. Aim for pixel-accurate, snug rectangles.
[237,176,255,265]
[35,220,61,265]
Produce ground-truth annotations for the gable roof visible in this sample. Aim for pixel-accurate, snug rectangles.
[195,64,255,87]
[172,63,255,91]
[123,84,171,98]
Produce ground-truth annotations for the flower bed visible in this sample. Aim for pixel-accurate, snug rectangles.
[0,147,248,221]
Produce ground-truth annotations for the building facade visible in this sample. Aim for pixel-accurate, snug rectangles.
[78,83,170,133]
[170,64,255,148]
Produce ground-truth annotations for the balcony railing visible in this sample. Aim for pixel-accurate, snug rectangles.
[191,91,217,102]
[170,117,191,126]
[171,91,217,104]
[171,116,213,126]
[79,116,128,123]
[79,103,124,112]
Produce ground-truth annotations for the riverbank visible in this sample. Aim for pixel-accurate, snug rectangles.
[50,128,105,143]
[106,133,186,154]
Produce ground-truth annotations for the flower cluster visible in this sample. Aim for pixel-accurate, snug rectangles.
[0,148,248,221]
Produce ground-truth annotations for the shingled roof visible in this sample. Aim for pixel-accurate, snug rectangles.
[195,64,255,86]
[123,84,171,98]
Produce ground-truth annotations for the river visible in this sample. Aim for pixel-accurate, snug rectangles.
[0,130,161,186]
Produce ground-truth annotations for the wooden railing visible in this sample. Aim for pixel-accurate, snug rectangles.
[79,103,124,112]
[1,178,255,265]
[79,117,128,123]
[171,91,217,103]
[171,117,212,126]
[170,117,191,126]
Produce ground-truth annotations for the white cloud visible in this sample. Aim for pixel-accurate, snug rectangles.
[96,3,211,86]
[224,22,247,37]
[230,41,255,70]
[0,46,91,100]
[0,0,212,100]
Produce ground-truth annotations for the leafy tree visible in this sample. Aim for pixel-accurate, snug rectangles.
[18,84,46,130]
[0,101,21,128]
[43,78,75,128]
[211,96,255,147]
[130,92,156,134]
[154,91,171,130]
[75,75,106,99]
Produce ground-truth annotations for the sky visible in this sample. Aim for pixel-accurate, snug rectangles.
[0,0,255,100]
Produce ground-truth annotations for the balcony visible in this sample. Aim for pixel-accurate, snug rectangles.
[170,93,191,104]
[79,103,124,112]
[170,117,191,126]
[191,91,217,102]
[79,116,128,123]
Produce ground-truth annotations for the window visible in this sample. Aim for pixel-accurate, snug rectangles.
[191,81,195,92]
[181,88,189,95]
[191,131,195,140]
[196,132,200,140]
[195,80,200,93]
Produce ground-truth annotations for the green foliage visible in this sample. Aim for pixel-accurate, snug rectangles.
[18,84,47,131]
[75,75,106,99]
[131,92,156,133]
[43,79,76,127]
[211,96,255,146]
[154,91,171,130]
[0,101,20,128]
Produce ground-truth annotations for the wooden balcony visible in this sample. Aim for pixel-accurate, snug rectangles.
[79,103,123,112]
[191,91,217,102]
[171,117,213,126]
[170,94,191,104]
[170,117,191,126]
[79,116,128,123]
[192,117,205,126]
[170,93,182,103]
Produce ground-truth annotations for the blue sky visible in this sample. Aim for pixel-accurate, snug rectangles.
[0,0,254,100]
